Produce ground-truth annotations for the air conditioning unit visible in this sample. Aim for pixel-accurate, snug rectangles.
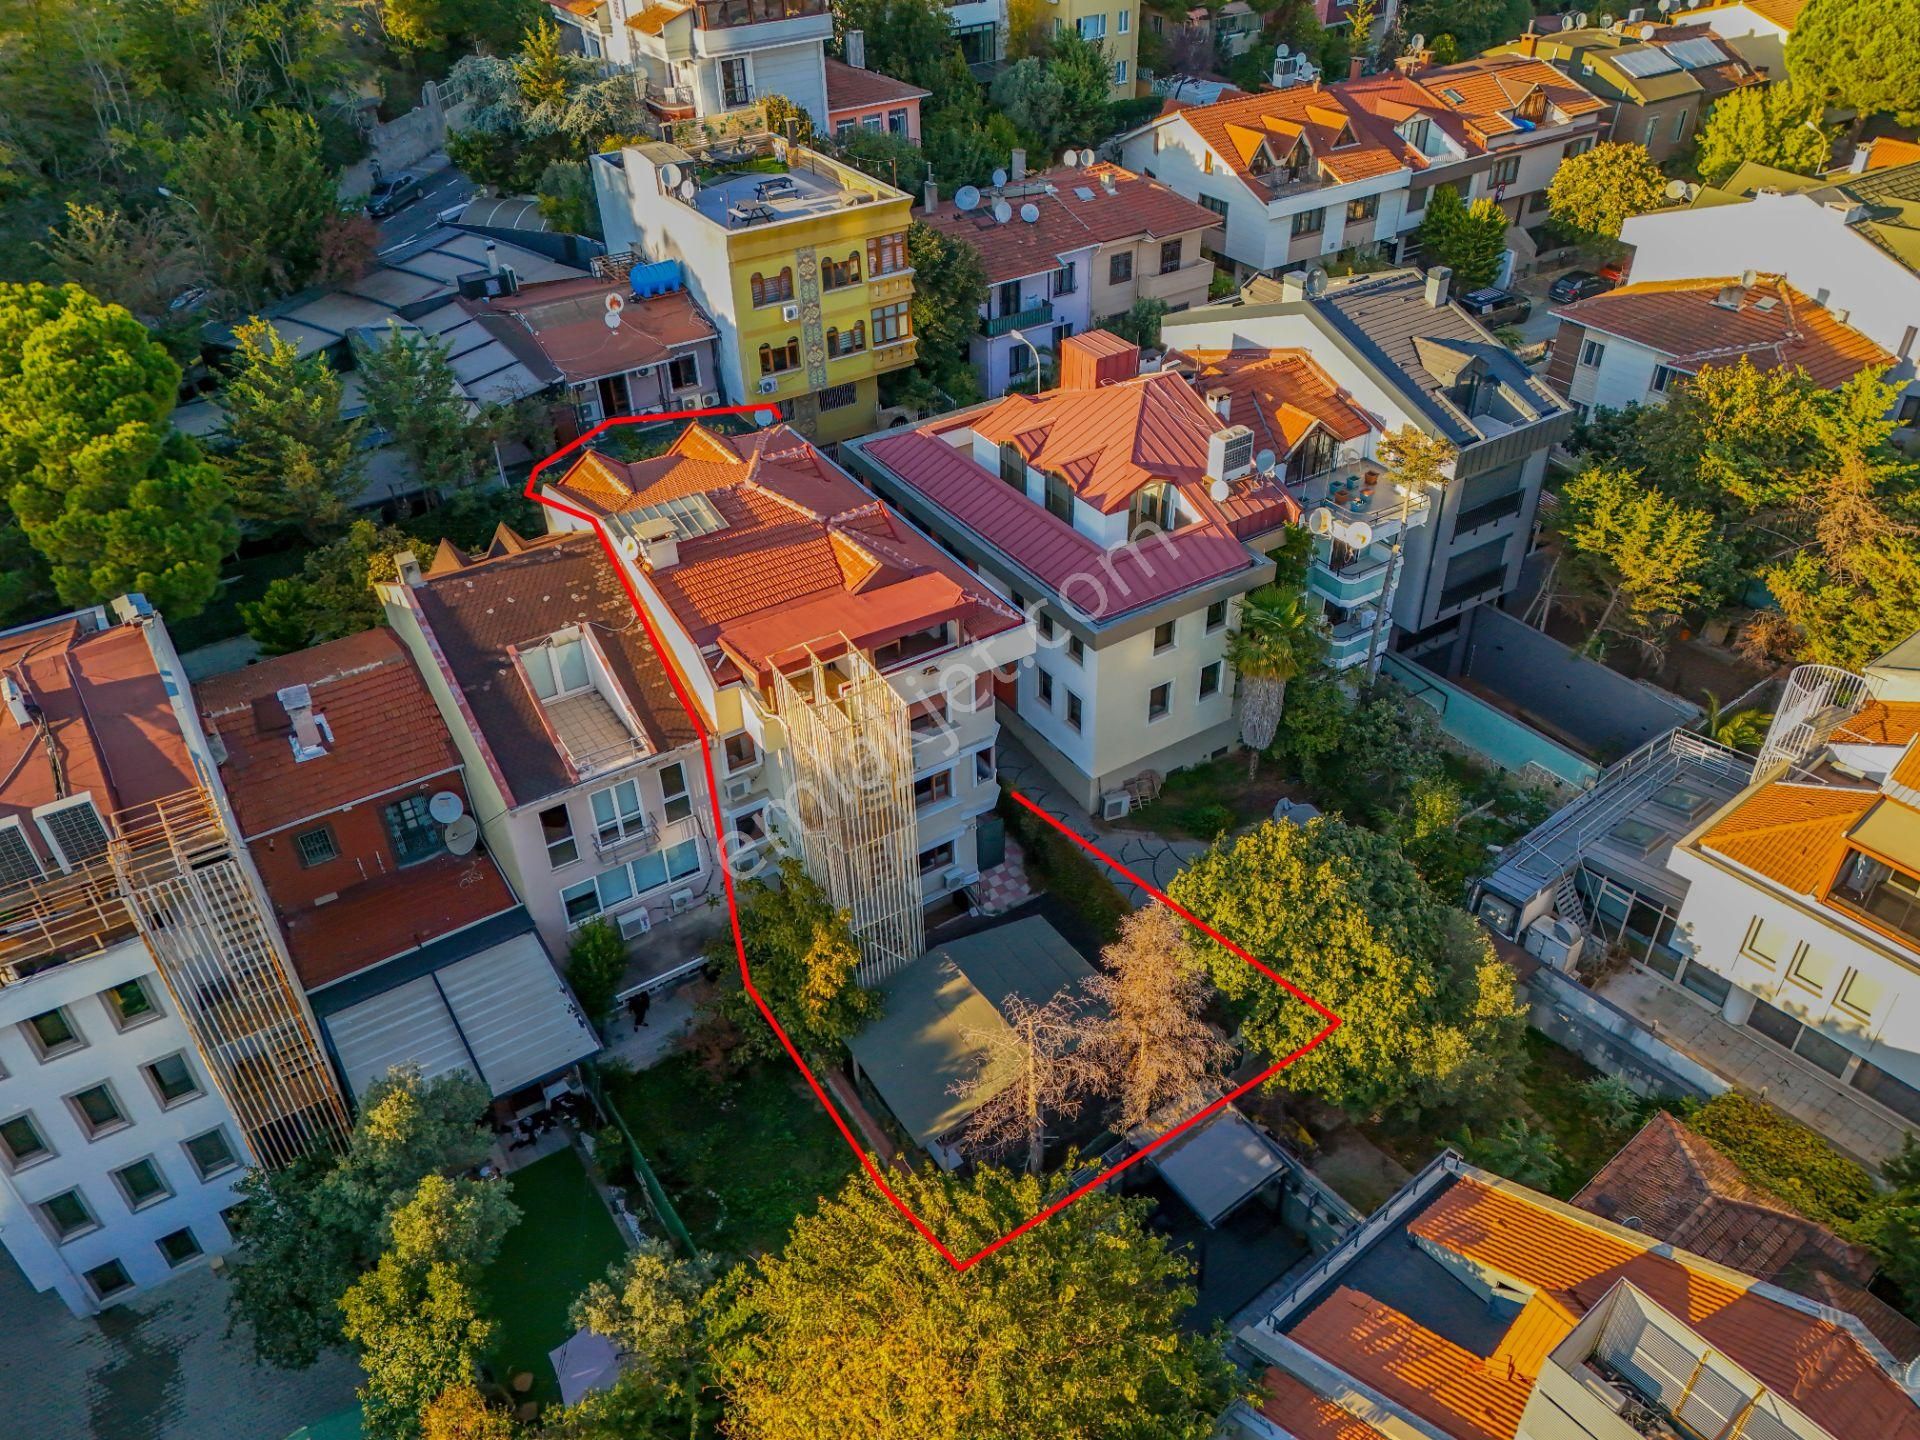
[699,391,719,407]
[1523,916,1585,973]
[1100,789,1132,821]
[724,776,754,802]
[757,376,779,394]
[1206,424,1256,483]
[940,866,972,892]
[617,908,652,940]
[782,303,800,322]
[668,888,696,914]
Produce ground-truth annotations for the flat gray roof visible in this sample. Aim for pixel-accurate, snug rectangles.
[1149,1106,1286,1226]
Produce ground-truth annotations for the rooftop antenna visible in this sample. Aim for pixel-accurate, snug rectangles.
[1019,202,1040,223]
[993,199,1012,224]
[991,167,1009,188]
[604,292,625,330]
[955,184,982,212]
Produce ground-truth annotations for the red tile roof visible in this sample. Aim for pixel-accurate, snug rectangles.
[823,57,928,113]
[0,615,195,864]
[546,423,1024,685]
[1554,275,1895,389]
[279,851,518,991]
[462,275,714,387]
[198,630,462,838]
[1413,55,1607,143]
[1258,1371,1390,1439]
[1172,347,1378,460]
[919,164,1221,283]
[1410,1177,1920,1440]
[1688,0,1807,27]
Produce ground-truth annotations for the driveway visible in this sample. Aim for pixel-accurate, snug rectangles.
[374,160,471,254]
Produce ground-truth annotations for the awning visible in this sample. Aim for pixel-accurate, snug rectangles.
[1147,1107,1285,1227]
[322,930,599,1101]
[549,1329,622,1407]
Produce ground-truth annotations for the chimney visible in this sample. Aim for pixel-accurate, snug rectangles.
[1206,388,1232,421]
[1011,148,1027,182]
[1281,270,1308,302]
[1058,331,1140,389]
[1100,169,1117,194]
[631,517,681,571]
[1833,307,1851,326]
[1348,55,1364,80]
[395,550,423,587]
[278,684,328,761]
[923,180,938,214]
[486,240,500,276]
[845,28,866,68]
[1740,267,1757,288]
[1425,265,1453,308]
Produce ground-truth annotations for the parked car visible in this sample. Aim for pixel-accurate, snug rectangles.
[1549,269,1614,303]
[1458,287,1533,328]
[366,172,421,218]
[1598,259,1630,286]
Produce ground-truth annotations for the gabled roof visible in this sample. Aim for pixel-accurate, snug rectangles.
[1695,780,1876,895]
[1256,1372,1390,1440]
[1413,55,1607,143]
[1171,347,1379,461]
[459,275,714,386]
[1554,274,1895,389]
[823,57,928,113]
[1687,0,1808,27]
[1834,699,1920,747]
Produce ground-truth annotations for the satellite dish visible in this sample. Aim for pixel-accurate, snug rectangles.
[1060,149,1080,168]
[444,815,479,856]
[991,168,1009,187]
[678,179,697,202]
[1308,506,1335,535]
[429,790,466,824]
[620,534,640,559]
[1349,520,1374,548]
[955,184,982,212]
[1276,42,1290,57]
[1019,202,1040,223]
[1664,178,1690,199]
[1658,0,1673,11]
[1410,31,1427,49]
[1210,477,1232,501]
[604,292,625,330]
[752,407,777,426]
[660,162,684,189]
[1254,447,1278,473]
[1569,12,1587,27]
[993,200,1013,224]
[1305,266,1330,297]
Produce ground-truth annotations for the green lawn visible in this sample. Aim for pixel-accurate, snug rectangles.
[607,1054,857,1262]
[479,1148,629,1407]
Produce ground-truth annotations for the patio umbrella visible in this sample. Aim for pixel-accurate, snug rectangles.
[549,1329,622,1408]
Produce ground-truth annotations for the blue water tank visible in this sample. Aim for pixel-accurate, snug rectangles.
[630,258,684,299]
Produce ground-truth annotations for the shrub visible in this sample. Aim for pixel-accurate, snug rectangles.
[1683,1092,1879,1226]
[566,919,629,1027]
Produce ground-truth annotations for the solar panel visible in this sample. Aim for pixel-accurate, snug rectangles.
[0,825,43,887]
[623,492,729,540]
[39,801,110,867]
[1664,35,1727,69]
[1613,48,1682,76]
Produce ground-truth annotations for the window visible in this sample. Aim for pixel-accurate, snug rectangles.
[869,232,907,276]
[887,107,909,135]
[871,301,910,344]
[914,770,953,809]
[25,1007,82,1059]
[823,252,862,289]
[1118,6,1129,28]
[1407,184,1430,215]
[293,827,338,868]
[1113,59,1128,84]
[1650,363,1678,394]
[590,780,650,847]
[113,1157,171,1211]
[1110,251,1134,285]
[1740,917,1790,968]
[819,381,858,411]
[1839,968,1886,1019]
[1565,136,1594,159]
[1038,612,1056,642]
[1198,194,1229,223]
[1152,620,1175,653]
[84,1260,132,1300]
[1009,344,1033,378]
[1,1112,49,1169]
[40,1189,96,1242]
[183,1128,239,1180]
[731,806,770,846]
[999,440,1027,489]
[1291,208,1325,238]
[35,796,110,869]
[1673,107,1689,142]
[835,118,854,138]
[1205,599,1228,632]
[158,1228,202,1268]
[918,841,955,874]
[1489,156,1520,187]
[1075,11,1105,37]
[826,322,865,358]
[667,353,700,390]
[1346,194,1379,224]
[1065,692,1083,731]
[720,56,752,108]
[541,805,579,868]
[1789,945,1835,995]
[103,978,157,1030]
[1199,661,1223,698]
[144,1053,201,1108]
[1402,117,1432,152]
[1067,635,1085,664]
[525,636,589,698]
[750,268,795,307]
[1643,117,1658,145]
[561,877,600,926]
[759,338,802,375]
[1159,238,1182,275]
[1051,262,1077,297]
[1037,669,1054,709]
[863,114,883,133]
[1147,682,1172,721]
[1043,472,1074,524]
[725,732,759,772]
[382,794,445,866]
[70,1083,127,1139]
[1578,338,1606,369]
[1526,189,1552,214]
[651,762,690,824]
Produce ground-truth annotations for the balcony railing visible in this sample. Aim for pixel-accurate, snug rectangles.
[1454,489,1527,534]
[1311,552,1392,607]
[981,300,1053,338]
[1438,572,1505,611]
[593,814,661,861]
[1326,621,1376,669]
[697,0,827,26]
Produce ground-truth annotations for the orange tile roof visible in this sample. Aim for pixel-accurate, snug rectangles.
[1414,56,1607,143]
[547,423,1023,684]
[1258,1371,1390,1440]
[1834,698,1920,746]
[823,57,928,113]
[1174,347,1378,458]
[279,851,518,991]
[198,629,462,838]
[625,0,686,32]
[1410,1178,1920,1439]
[1555,275,1895,389]
[1291,1287,1540,1440]
[1688,0,1807,26]
[919,164,1221,284]
[1696,781,1875,894]
[462,275,714,385]
[1866,138,1920,172]
[1891,737,1920,796]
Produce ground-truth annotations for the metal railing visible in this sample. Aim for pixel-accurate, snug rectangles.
[696,0,827,26]
[981,300,1054,338]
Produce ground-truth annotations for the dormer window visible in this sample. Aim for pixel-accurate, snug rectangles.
[999,440,1026,490]
[526,634,591,700]
[1127,481,1184,539]
[1518,90,1547,123]
[1043,472,1075,525]
[1401,117,1432,152]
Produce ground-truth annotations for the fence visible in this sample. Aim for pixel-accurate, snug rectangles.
[581,1062,698,1255]
[1522,965,1726,1102]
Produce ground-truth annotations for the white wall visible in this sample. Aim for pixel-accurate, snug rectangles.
[1564,328,1668,413]
[0,941,247,1315]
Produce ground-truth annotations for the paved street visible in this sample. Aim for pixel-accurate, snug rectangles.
[374,159,470,254]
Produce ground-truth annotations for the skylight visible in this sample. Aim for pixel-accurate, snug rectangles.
[623,492,730,540]
[1441,87,1465,104]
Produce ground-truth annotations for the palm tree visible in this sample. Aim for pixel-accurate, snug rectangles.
[1226,588,1324,779]
[1699,690,1772,753]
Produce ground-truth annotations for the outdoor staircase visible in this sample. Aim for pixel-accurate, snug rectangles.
[1553,871,1589,932]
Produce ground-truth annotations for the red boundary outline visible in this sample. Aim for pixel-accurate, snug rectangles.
[524,406,1344,1270]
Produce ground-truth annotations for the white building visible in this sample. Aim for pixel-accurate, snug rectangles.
[0,605,346,1315]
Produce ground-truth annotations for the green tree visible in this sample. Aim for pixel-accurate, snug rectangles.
[342,1174,520,1440]
[1454,1116,1566,1192]
[1167,817,1525,1120]
[168,110,352,310]
[835,130,929,197]
[833,0,975,94]
[513,16,576,110]
[1398,0,1531,61]
[1699,691,1771,752]
[902,221,987,405]
[710,1165,1241,1440]
[1764,538,1920,670]
[568,1243,719,1435]
[1546,141,1665,243]
[216,317,365,537]
[421,1386,518,1440]
[1695,82,1832,186]
[226,1068,494,1368]
[536,160,601,238]
[241,518,416,653]
[1226,587,1324,777]
[1414,186,1507,290]
[1786,0,1920,125]
[0,282,235,617]
[989,33,1113,156]
[37,201,203,330]
[565,919,628,1028]
[721,855,878,1061]
[382,0,541,55]
[358,320,489,493]
[1103,297,1170,350]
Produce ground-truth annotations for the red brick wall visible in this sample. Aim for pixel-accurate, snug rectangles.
[246,777,469,911]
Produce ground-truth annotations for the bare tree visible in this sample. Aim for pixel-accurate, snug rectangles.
[952,990,1108,1174]
[1085,905,1234,1132]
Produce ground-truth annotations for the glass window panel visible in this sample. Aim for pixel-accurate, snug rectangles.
[184,1129,237,1179]
[73,1084,124,1135]
[146,1054,199,1106]
[105,979,155,1026]
[554,639,589,692]
[525,649,557,700]
[1746,997,1803,1050]
[667,840,701,880]
[596,866,634,908]
[631,852,669,894]
[562,880,601,924]
[1679,963,1731,1007]
[85,1260,131,1297]
[1793,1025,1853,1077]
[116,1158,169,1207]
[1,1113,48,1164]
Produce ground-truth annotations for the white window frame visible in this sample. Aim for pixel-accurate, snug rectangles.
[33,793,109,872]
[659,761,693,824]
[1578,338,1605,369]
[590,779,651,847]
[723,731,761,776]
[1147,681,1173,722]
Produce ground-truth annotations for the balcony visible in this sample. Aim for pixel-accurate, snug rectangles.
[696,0,826,26]
[1137,259,1214,303]
[1453,488,1526,535]
[592,812,661,862]
[1310,545,1393,607]
[1325,619,1377,670]
[1291,469,1430,543]
[1438,571,1505,611]
[981,300,1053,338]
[547,691,653,779]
